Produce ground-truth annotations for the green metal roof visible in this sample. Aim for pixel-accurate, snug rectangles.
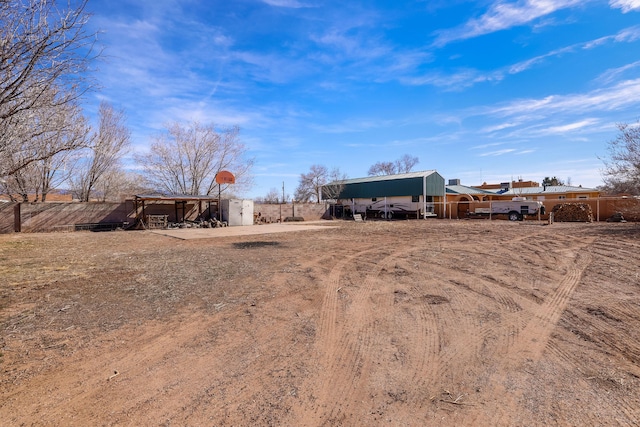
[324,170,445,199]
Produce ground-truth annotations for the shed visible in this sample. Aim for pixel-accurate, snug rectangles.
[221,199,254,226]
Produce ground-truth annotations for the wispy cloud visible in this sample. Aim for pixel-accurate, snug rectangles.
[480,122,521,133]
[472,142,508,150]
[596,60,640,84]
[433,0,583,47]
[409,25,640,89]
[484,78,640,119]
[537,119,600,134]
[479,148,517,157]
[609,0,640,13]
[310,118,397,134]
[401,68,505,90]
[261,0,311,8]
[583,25,640,49]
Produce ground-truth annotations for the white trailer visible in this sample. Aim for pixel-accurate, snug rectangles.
[472,198,545,221]
[345,196,436,219]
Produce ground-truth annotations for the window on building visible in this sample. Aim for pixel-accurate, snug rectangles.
[412,195,420,203]
[372,197,377,202]
[558,195,566,200]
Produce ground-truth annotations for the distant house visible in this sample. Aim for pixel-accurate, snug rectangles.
[472,179,600,200]
[489,185,600,201]
[445,178,601,219]
[445,179,499,218]
[448,179,600,201]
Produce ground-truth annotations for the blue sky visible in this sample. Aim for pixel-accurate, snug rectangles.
[85,0,640,198]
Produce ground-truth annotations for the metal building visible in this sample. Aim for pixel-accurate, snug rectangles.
[322,170,446,219]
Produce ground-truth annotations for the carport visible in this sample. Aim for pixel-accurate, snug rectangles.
[133,195,220,228]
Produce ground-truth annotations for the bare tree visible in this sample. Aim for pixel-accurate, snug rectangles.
[256,188,281,204]
[367,161,396,176]
[0,85,90,179]
[394,154,419,174]
[367,154,419,176]
[294,164,328,203]
[0,164,34,201]
[321,167,348,201]
[0,0,97,177]
[93,170,149,202]
[1,148,76,202]
[72,102,130,202]
[0,88,89,200]
[601,121,640,195]
[294,165,346,203]
[136,122,253,196]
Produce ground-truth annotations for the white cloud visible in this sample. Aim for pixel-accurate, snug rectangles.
[613,25,640,42]
[596,60,640,84]
[539,119,600,134]
[485,78,640,119]
[261,0,311,8]
[610,0,640,13]
[479,148,517,157]
[402,68,504,90]
[472,142,508,150]
[433,0,583,46]
[480,122,520,133]
[408,25,640,90]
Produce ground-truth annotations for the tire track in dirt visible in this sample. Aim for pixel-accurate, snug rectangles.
[297,243,440,424]
[504,247,593,364]
[292,246,381,423]
[545,341,640,425]
[470,234,594,361]
[401,233,547,407]
[383,280,441,415]
[316,247,423,423]
[469,239,595,426]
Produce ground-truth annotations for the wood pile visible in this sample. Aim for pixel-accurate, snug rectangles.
[551,203,593,222]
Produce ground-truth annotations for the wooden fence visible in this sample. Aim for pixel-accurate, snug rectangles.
[442,197,640,221]
[0,201,334,234]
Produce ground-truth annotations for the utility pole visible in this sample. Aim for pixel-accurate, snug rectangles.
[282,181,285,204]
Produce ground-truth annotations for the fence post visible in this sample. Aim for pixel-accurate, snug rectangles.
[14,203,21,232]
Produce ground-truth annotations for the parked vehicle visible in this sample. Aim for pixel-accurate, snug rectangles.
[471,198,545,221]
[342,196,436,219]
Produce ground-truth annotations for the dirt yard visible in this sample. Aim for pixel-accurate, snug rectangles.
[1,220,639,426]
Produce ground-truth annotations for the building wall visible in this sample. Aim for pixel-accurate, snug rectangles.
[254,203,330,223]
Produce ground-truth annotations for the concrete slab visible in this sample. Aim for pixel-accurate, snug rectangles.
[149,222,339,240]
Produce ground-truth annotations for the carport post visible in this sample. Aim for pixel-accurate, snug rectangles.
[422,175,427,219]
[443,180,446,219]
